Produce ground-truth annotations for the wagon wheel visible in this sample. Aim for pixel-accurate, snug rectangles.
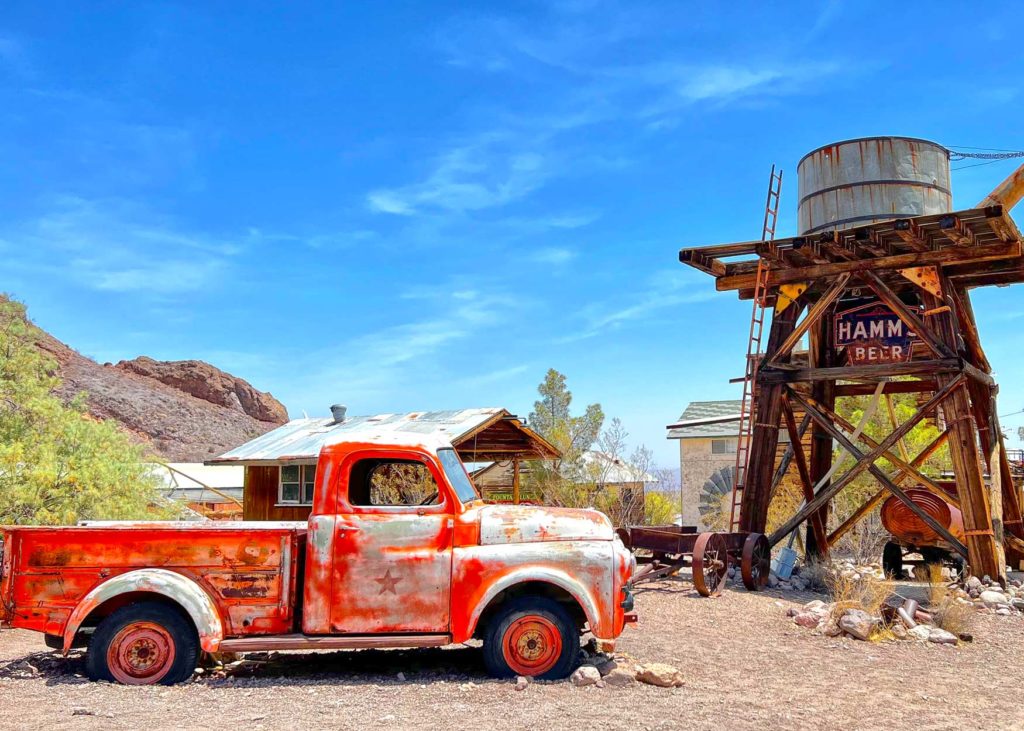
[740,532,771,590]
[692,532,729,597]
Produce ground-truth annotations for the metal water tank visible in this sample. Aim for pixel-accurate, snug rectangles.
[797,136,951,235]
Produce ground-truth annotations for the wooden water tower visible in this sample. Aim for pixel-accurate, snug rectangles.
[679,137,1024,581]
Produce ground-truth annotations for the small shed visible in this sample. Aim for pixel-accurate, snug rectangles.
[151,462,245,519]
[207,407,559,520]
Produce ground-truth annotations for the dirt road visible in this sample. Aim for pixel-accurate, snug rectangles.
[2,578,1021,730]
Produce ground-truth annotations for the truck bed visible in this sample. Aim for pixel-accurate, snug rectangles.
[0,521,307,639]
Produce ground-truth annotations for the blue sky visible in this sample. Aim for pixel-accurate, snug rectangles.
[2,1,1023,467]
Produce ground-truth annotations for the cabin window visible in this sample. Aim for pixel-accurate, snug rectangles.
[279,464,316,505]
[348,459,441,507]
[711,438,738,455]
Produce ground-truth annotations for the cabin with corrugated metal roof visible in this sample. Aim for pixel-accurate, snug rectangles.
[207,407,559,521]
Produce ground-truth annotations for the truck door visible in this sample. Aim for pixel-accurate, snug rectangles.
[328,451,454,634]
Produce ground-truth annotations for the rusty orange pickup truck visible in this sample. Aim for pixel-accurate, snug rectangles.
[1,434,635,685]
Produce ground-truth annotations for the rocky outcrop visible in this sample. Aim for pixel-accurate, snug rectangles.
[30,318,287,462]
[115,356,287,423]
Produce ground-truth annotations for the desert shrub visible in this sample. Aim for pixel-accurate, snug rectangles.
[826,570,895,621]
[927,564,975,636]
[643,491,676,526]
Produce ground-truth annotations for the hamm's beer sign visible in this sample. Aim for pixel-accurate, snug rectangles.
[833,302,920,364]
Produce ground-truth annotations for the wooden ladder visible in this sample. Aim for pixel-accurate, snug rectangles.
[729,165,782,532]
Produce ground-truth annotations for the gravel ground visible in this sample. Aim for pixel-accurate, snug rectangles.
[2,575,1023,731]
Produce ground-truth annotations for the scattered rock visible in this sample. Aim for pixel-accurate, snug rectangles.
[396,672,406,682]
[71,708,95,717]
[515,676,529,691]
[928,628,958,645]
[767,574,779,588]
[595,659,618,676]
[635,663,685,688]
[966,576,983,592]
[804,600,826,611]
[891,624,909,640]
[570,666,602,688]
[979,590,1008,606]
[819,619,843,637]
[603,668,636,688]
[908,625,932,641]
[793,612,820,629]
[996,607,1011,616]
[839,609,877,641]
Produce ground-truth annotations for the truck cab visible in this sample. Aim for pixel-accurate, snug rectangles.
[1,434,635,684]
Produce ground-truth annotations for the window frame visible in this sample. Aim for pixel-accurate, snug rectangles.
[337,449,452,515]
[277,463,317,506]
[711,438,738,455]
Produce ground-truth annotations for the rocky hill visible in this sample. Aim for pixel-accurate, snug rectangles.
[35,327,288,462]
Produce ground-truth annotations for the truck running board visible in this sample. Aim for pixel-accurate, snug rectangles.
[217,633,453,653]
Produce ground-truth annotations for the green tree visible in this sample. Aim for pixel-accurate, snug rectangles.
[526,369,604,508]
[0,297,167,525]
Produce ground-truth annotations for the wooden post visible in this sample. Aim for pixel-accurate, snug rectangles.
[740,299,803,534]
[805,309,835,558]
[927,280,1005,580]
[512,457,521,505]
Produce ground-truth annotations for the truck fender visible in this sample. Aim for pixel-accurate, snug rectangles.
[466,567,603,640]
[62,569,224,654]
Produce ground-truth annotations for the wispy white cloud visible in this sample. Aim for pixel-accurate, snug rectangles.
[1,197,237,296]
[459,363,532,388]
[528,247,576,265]
[560,269,716,342]
[368,139,550,216]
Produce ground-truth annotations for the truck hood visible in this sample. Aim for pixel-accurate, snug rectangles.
[477,505,614,545]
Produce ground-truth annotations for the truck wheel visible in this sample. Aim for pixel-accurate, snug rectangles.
[482,596,578,680]
[882,541,903,579]
[86,602,198,686]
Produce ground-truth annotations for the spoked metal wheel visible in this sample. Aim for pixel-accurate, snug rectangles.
[692,532,729,597]
[741,532,771,591]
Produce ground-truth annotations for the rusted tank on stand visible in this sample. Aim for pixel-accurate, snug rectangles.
[797,136,952,235]
[880,488,966,576]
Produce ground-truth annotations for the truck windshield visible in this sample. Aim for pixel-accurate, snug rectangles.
[437,448,481,503]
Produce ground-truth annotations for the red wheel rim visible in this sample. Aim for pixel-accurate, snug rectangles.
[106,621,176,685]
[502,615,562,676]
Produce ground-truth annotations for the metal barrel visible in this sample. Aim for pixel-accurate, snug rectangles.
[879,487,964,549]
[797,136,952,235]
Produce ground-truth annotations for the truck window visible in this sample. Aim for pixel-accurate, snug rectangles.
[437,448,480,503]
[348,459,441,507]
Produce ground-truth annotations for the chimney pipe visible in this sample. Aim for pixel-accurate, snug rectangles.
[330,404,347,423]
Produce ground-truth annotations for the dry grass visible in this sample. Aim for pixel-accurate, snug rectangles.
[927,564,976,637]
[826,569,895,622]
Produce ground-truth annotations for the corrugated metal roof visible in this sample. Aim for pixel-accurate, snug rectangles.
[207,408,506,464]
[666,400,742,439]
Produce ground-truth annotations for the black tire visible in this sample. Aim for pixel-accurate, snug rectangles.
[482,596,579,680]
[882,541,903,579]
[86,601,198,686]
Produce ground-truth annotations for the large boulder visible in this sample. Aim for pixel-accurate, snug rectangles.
[838,609,878,641]
[116,356,288,423]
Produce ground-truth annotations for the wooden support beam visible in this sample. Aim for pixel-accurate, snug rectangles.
[938,215,977,247]
[765,273,850,366]
[859,270,956,360]
[512,457,521,505]
[852,226,888,256]
[769,413,811,500]
[834,379,938,397]
[892,219,931,251]
[779,386,969,557]
[926,281,1004,579]
[827,426,954,545]
[759,359,961,385]
[794,389,959,509]
[716,241,1022,292]
[739,303,802,534]
[949,285,992,372]
[768,376,964,547]
[781,393,828,551]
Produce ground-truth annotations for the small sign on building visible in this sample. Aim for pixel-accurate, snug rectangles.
[834,301,920,364]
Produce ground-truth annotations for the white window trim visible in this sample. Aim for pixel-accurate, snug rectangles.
[277,463,317,506]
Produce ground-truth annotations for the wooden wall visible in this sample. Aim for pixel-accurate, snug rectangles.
[243,466,314,522]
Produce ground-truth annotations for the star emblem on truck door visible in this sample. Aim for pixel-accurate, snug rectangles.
[375,568,401,595]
